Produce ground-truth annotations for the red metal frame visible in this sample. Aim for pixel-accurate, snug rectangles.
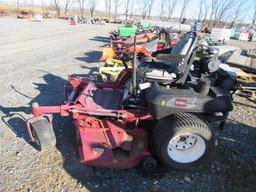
[27,71,153,168]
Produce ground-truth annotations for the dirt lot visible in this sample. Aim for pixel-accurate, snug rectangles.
[229,39,256,49]
[0,17,256,192]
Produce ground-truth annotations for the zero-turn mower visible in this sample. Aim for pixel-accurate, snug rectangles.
[100,32,159,61]
[109,22,152,41]
[100,28,176,62]
[98,28,177,81]
[98,58,132,81]
[109,24,137,41]
[26,32,236,171]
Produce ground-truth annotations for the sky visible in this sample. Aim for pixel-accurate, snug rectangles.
[1,0,255,23]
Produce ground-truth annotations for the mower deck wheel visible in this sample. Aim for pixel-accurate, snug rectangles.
[31,118,56,151]
[142,156,157,172]
[153,113,217,170]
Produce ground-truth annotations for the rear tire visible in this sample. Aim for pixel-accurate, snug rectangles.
[31,118,56,151]
[153,113,217,170]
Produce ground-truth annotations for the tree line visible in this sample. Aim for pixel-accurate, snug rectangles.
[17,0,256,26]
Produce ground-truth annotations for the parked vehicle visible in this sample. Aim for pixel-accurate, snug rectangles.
[210,28,231,45]
[34,14,43,22]
[17,11,32,19]
[110,25,137,40]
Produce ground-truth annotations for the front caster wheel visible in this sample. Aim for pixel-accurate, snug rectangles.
[142,156,157,172]
[31,118,56,151]
[154,113,217,170]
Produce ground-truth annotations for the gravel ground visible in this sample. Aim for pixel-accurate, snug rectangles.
[0,17,256,192]
[229,39,256,49]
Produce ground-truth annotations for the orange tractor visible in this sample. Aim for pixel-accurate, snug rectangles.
[100,28,177,62]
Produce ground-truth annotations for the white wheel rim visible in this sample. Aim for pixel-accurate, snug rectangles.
[167,133,206,163]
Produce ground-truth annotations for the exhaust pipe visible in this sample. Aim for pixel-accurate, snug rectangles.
[132,35,137,95]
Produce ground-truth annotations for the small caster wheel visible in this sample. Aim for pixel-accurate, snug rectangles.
[142,156,157,172]
[30,118,56,151]
[64,83,73,100]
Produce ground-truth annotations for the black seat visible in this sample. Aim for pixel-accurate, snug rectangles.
[144,36,159,53]
[144,32,198,83]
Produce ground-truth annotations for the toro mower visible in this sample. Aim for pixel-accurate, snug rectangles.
[26,32,235,171]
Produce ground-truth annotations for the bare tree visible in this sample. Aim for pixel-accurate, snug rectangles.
[124,0,131,21]
[179,0,191,22]
[78,0,86,18]
[202,0,208,21]
[230,0,246,28]
[89,0,97,17]
[222,14,231,26]
[105,0,108,16]
[236,14,246,27]
[253,0,256,24]
[31,0,34,14]
[212,0,235,27]
[167,0,178,20]
[107,0,111,19]
[197,0,204,21]
[41,0,45,14]
[114,0,121,20]
[147,0,154,19]
[129,0,135,18]
[140,0,148,20]
[209,0,217,25]
[160,0,165,20]
[201,0,208,28]
[53,0,61,17]
[64,0,75,17]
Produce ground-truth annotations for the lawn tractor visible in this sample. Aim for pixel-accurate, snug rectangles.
[109,24,137,41]
[26,32,235,171]
[98,58,132,81]
[100,28,176,62]
[98,33,159,81]
[137,22,152,33]
[100,32,159,61]
[99,28,177,82]
[109,23,152,41]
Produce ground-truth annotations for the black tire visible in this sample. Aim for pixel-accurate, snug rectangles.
[142,156,157,172]
[31,118,56,151]
[153,113,217,170]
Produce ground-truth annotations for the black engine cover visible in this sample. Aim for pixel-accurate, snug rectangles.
[145,83,233,120]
